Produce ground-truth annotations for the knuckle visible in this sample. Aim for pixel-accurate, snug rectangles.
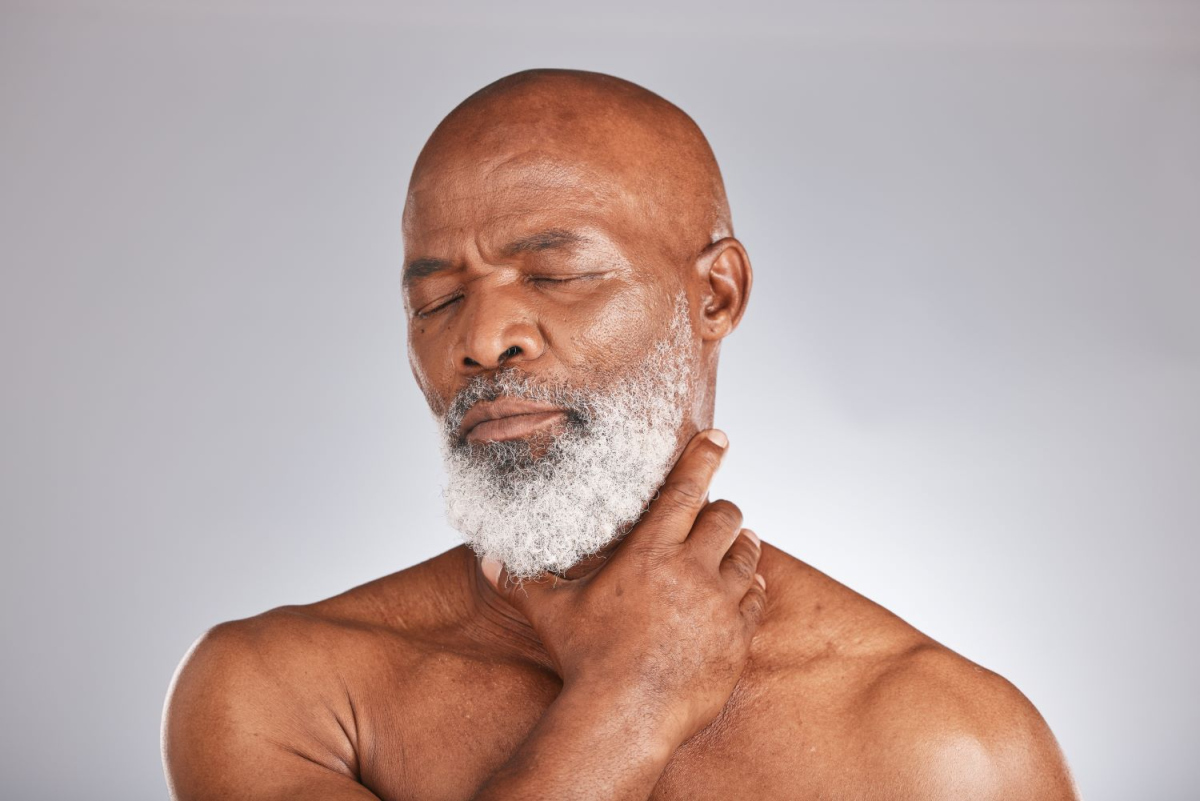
[726,552,757,582]
[739,529,762,552]
[663,479,706,507]
[743,595,766,625]
[743,537,763,563]
[743,586,767,620]
[705,499,742,530]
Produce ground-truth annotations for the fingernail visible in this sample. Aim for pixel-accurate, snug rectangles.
[755,573,767,589]
[705,429,729,449]
[480,557,502,586]
[743,529,760,547]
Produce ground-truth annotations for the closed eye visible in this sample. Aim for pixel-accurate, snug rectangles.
[530,274,600,285]
[417,294,462,318]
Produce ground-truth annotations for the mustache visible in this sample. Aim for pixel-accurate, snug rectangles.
[442,369,593,442]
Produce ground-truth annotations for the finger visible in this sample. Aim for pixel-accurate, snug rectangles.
[633,429,729,546]
[719,528,762,590]
[686,500,744,568]
[479,557,567,627]
[739,572,768,628]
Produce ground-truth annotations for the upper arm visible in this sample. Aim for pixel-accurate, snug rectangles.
[860,645,1080,801]
[162,617,379,801]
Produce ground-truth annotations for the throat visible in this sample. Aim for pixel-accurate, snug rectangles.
[458,536,628,674]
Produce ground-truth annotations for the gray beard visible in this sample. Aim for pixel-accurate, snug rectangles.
[437,295,695,579]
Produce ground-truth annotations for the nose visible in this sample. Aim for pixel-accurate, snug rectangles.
[454,290,545,373]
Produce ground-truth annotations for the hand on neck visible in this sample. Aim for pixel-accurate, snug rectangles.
[464,536,626,674]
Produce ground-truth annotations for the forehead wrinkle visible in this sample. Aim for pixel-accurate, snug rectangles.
[408,185,637,275]
[407,158,618,240]
[408,135,715,280]
[479,146,706,270]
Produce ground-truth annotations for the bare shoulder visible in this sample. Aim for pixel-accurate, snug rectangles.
[162,550,464,800]
[756,545,1079,800]
[853,641,1079,800]
[162,607,369,799]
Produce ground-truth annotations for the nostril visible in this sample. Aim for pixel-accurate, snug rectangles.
[497,345,521,364]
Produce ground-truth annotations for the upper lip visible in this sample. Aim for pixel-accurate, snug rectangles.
[459,397,567,439]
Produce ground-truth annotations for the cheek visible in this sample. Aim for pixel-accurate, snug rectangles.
[549,283,671,382]
[407,326,453,416]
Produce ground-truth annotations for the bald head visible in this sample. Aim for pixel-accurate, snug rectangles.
[403,68,752,445]
[405,69,732,267]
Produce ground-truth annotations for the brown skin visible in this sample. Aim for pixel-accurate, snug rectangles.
[162,70,1080,800]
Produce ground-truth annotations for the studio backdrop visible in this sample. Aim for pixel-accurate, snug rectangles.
[1,1,1197,799]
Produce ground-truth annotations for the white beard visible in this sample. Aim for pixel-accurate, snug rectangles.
[438,294,695,579]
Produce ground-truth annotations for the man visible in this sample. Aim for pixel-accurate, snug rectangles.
[162,69,1079,799]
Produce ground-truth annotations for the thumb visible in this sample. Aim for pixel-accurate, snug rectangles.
[479,557,564,625]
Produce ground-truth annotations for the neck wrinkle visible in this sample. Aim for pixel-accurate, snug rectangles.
[461,553,555,672]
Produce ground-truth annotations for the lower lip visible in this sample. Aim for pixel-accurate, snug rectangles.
[466,411,568,443]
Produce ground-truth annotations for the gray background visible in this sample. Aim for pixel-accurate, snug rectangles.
[2,1,1197,798]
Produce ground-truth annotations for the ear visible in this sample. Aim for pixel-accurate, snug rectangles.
[693,237,753,342]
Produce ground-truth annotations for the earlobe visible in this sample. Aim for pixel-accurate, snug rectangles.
[694,237,752,342]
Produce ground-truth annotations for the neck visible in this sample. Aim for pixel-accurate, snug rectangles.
[461,537,625,674]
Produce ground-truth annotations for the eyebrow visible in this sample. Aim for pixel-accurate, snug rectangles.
[500,228,588,256]
[402,257,452,286]
[403,228,588,286]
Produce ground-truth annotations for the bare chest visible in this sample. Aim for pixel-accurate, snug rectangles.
[349,648,855,801]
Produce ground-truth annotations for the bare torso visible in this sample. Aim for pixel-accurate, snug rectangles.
[186,543,1071,800]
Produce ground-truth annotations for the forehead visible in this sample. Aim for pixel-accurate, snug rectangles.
[403,148,640,258]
